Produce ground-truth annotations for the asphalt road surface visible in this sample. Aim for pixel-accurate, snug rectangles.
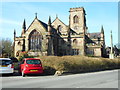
[1,69,119,88]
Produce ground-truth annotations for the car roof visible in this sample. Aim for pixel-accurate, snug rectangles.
[0,58,11,60]
[24,58,40,60]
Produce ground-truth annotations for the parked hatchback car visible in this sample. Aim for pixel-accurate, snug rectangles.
[19,58,43,77]
[0,58,14,75]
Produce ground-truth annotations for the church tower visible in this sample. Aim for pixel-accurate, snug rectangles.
[69,7,87,55]
[69,7,87,34]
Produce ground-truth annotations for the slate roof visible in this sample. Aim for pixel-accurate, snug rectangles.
[52,17,67,27]
[70,29,77,35]
[26,18,48,32]
[38,20,48,31]
[88,32,101,39]
[85,35,94,43]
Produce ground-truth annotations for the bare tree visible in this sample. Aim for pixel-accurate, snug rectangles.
[0,38,13,58]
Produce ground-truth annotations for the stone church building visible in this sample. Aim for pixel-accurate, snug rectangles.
[14,7,106,57]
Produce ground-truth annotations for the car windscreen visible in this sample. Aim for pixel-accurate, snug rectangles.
[0,60,12,65]
[26,60,41,64]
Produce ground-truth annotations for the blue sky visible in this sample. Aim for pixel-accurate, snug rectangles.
[0,2,118,47]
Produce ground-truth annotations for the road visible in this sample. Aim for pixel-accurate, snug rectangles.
[1,69,119,88]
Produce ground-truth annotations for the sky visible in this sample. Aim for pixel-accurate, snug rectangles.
[0,2,118,47]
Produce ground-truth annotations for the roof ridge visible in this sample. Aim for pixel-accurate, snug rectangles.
[52,17,67,26]
[88,32,101,34]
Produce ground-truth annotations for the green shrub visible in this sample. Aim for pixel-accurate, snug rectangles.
[18,51,34,61]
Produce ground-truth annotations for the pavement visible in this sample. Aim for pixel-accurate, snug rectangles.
[1,69,119,88]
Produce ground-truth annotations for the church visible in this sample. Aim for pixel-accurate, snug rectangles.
[14,7,106,57]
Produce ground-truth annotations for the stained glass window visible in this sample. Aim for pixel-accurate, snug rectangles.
[29,30,42,51]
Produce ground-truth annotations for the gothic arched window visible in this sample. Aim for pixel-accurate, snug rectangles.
[73,15,79,23]
[58,25,62,31]
[29,30,42,51]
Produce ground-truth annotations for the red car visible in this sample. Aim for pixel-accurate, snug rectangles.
[19,58,43,77]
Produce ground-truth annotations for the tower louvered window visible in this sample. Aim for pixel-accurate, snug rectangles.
[73,39,78,44]
[73,15,79,23]
[29,30,42,51]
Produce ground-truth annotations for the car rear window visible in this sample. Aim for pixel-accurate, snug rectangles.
[0,60,12,65]
[26,60,41,64]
